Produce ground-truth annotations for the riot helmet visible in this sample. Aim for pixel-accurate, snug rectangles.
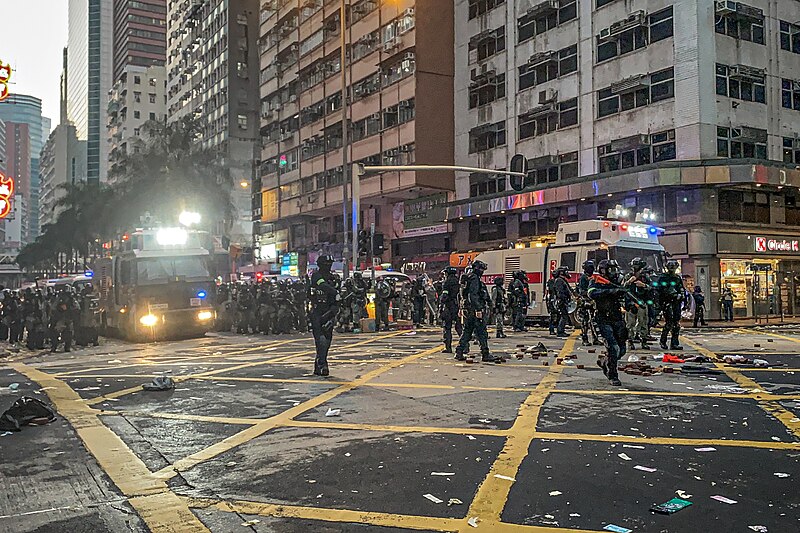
[316,255,334,272]
[582,260,595,275]
[442,266,458,278]
[597,259,622,283]
[471,260,488,274]
[493,276,504,286]
[630,257,647,271]
[665,260,679,274]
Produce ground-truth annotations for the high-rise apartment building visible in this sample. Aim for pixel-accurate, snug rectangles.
[257,0,455,270]
[0,94,50,239]
[109,1,167,179]
[4,123,31,243]
[112,0,167,82]
[167,0,260,247]
[451,0,800,318]
[40,124,86,230]
[67,0,113,184]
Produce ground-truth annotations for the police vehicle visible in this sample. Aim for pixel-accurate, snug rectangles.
[95,228,216,341]
[474,218,667,323]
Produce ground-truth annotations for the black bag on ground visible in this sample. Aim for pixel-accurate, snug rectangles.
[0,396,57,432]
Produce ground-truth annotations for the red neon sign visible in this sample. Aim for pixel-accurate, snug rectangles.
[0,173,14,219]
[0,62,11,102]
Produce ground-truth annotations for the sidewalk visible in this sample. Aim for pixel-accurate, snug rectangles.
[683,316,800,328]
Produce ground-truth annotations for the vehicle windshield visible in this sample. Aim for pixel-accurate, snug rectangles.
[136,256,210,285]
[610,247,666,272]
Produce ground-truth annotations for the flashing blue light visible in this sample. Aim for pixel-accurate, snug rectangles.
[648,226,658,235]
[197,290,207,299]
[84,271,94,278]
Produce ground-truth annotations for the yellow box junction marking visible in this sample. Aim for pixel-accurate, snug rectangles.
[9,363,210,533]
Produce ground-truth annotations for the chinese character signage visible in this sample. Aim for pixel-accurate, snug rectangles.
[0,61,12,102]
[0,173,15,219]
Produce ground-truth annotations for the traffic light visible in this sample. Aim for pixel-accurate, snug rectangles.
[357,229,370,256]
[509,154,528,192]
[279,154,288,168]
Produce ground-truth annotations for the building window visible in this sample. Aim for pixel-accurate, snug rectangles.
[780,20,800,54]
[518,98,578,140]
[149,93,156,103]
[784,138,800,164]
[525,152,579,186]
[468,0,505,20]
[518,44,577,91]
[716,127,768,159]
[598,67,674,117]
[715,6,764,44]
[716,64,766,103]
[238,114,248,129]
[597,8,673,63]
[782,79,800,110]
[469,216,507,242]
[469,73,505,109]
[149,112,156,121]
[134,75,141,84]
[596,0,619,7]
[134,91,141,103]
[598,130,676,173]
[518,0,577,43]
[470,27,505,63]
[134,127,140,135]
[469,121,506,153]
[134,110,140,119]
[718,189,769,224]
[469,173,506,198]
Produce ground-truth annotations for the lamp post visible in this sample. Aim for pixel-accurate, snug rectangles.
[340,0,350,277]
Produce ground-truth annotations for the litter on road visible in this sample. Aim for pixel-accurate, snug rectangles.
[325,408,341,417]
[430,472,455,476]
[423,494,443,504]
[634,465,657,473]
[141,376,175,391]
[494,474,516,481]
[651,497,692,514]
[603,525,632,533]
[711,495,738,504]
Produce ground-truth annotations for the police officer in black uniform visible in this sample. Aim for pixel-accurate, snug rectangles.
[588,259,628,386]
[309,255,341,376]
[656,260,685,350]
[509,270,529,332]
[439,267,461,353]
[491,276,507,338]
[454,260,503,363]
[577,260,600,346]
[552,266,573,338]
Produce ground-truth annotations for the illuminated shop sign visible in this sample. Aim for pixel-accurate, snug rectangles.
[754,237,799,253]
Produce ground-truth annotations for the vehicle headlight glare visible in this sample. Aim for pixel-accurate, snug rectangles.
[139,314,159,327]
[197,311,213,321]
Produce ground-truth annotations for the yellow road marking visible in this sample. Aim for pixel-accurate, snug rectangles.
[682,337,800,439]
[9,363,209,533]
[152,343,444,480]
[534,431,800,450]
[461,333,577,532]
[283,419,508,437]
[738,328,800,345]
[184,497,606,533]
[101,410,260,426]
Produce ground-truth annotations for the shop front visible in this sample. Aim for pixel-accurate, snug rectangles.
[717,233,800,318]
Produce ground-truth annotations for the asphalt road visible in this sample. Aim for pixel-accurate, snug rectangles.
[1,325,799,533]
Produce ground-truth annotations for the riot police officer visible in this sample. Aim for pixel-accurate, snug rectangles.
[350,272,369,331]
[375,277,395,332]
[577,260,600,346]
[309,255,341,376]
[439,267,461,352]
[656,260,685,350]
[455,260,502,363]
[491,276,507,338]
[588,260,628,386]
[552,266,572,338]
[411,275,427,327]
[624,257,651,350]
[49,289,77,353]
[509,270,529,332]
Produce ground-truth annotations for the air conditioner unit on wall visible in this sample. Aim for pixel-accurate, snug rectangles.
[538,89,558,104]
[729,64,766,81]
[715,0,737,15]
[609,10,646,38]
[611,74,650,94]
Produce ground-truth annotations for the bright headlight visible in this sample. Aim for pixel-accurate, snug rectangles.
[139,314,159,327]
[197,311,213,321]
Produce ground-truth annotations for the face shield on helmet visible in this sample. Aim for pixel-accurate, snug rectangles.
[471,260,487,274]
[666,260,679,274]
[582,260,595,275]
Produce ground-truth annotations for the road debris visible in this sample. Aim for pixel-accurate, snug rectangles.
[141,376,175,391]
[430,472,455,476]
[240,519,260,526]
[549,491,562,496]
[651,497,692,514]
[467,517,479,528]
[603,525,632,533]
[447,498,463,506]
[423,493,443,504]
[8,383,19,390]
[747,526,768,532]
[617,453,632,461]
[773,472,790,478]
[694,447,717,452]
[675,490,692,499]
[494,474,516,481]
[634,465,657,473]
[711,495,738,504]
[0,396,56,432]
[325,408,341,417]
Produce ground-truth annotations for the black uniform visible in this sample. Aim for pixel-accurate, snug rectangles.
[439,269,462,352]
[491,278,507,338]
[49,293,76,352]
[692,288,707,327]
[455,262,501,363]
[375,278,395,332]
[509,272,529,332]
[656,265,685,350]
[411,277,427,327]
[552,269,572,337]
[309,258,340,376]
[588,262,628,385]
[577,265,600,346]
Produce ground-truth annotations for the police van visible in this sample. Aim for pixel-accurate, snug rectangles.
[474,218,666,322]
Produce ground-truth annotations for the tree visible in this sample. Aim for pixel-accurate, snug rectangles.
[18,117,235,274]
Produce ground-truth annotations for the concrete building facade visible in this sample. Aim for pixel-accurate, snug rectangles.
[167,0,260,247]
[112,0,167,82]
[68,0,113,184]
[257,0,455,271]
[39,124,86,230]
[450,0,800,318]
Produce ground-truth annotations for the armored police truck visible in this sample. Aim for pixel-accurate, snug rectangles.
[95,228,216,341]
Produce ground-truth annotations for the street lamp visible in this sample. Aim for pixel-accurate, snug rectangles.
[179,211,201,227]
